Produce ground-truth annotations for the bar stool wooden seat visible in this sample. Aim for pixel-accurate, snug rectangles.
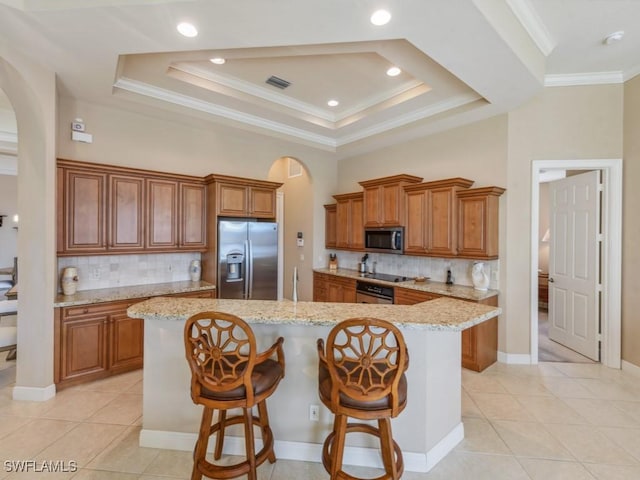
[317,318,408,480]
[184,311,285,480]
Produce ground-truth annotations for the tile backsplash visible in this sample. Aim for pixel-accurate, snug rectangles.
[327,251,500,290]
[57,252,201,292]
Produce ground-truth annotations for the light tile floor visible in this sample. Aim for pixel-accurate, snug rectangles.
[0,362,638,479]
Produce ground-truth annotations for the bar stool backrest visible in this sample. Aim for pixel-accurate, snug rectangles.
[325,317,407,417]
[184,311,257,404]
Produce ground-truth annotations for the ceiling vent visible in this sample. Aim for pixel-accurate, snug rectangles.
[265,75,291,89]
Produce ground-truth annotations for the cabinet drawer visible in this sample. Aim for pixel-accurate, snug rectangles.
[62,299,145,319]
[394,287,440,305]
[167,290,216,299]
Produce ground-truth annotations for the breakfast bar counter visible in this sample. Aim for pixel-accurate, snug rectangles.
[128,296,500,473]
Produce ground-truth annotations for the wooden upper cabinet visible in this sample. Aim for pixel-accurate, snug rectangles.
[404,178,474,257]
[60,168,108,254]
[457,186,505,259]
[207,174,282,219]
[57,159,207,255]
[109,174,145,251]
[359,174,422,227]
[180,182,207,249]
[146,179,178,249]
[334,192,364,251]
[324,204,337,248]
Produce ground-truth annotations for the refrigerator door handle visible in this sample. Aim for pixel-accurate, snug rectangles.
[243,239,250,300]
[248,239,254,299]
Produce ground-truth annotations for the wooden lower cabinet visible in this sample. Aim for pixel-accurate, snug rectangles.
[460,296,498,371]
[55,299,145,388]
[54,289,216,388]
[313,272,355,303]
[393,284,498,372]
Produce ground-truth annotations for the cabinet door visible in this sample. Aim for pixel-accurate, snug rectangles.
[458,195,487,257]
[350,196,364,250]
[363,187,381,227]
[146,179,178,249]
[326,281,343,303]
[61,316,109,381]
[250,187,276,218]
[404,189,427,254]
[428,187,456,256]
[313,273,328,302]
[109,312,144,372]
[218,183,248,217]
[324,204,337,248]
[109,174,145,251]
[381,183,401,226]
[335,200,351,249]
[180,182,206,249]
[63,169,107,253]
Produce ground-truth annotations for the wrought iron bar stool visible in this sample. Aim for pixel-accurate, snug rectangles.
[317,317,408,480]
[184,311,285,480]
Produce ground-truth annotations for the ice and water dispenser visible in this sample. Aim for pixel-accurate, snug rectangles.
[226,252,243,281]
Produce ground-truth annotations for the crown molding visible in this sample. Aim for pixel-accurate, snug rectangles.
[337,92,481,146]
[544,71,624,87]
[113,77,337,148]
[624,64,640,82]
[506,0,556,56]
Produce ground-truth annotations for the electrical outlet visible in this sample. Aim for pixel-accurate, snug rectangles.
[168,264,173,272]
[309,404,319,422]
[92,267,100,279]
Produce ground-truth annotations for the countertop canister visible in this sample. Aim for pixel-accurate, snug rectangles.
[189,260,202,282]
[61,267,79,295]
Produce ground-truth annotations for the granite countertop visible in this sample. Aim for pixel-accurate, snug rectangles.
[54,280,216,307]
[128,296,500,331]
[314,267,498,302]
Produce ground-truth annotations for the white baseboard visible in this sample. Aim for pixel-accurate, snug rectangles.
[140,422,464,473]
[622,360,640,376]
[12,383,56,402]
[498,351,532,365]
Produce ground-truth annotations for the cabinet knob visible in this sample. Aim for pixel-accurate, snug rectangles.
[83,308,89,314]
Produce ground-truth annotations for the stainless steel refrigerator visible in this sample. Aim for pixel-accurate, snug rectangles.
[217,220,278,300]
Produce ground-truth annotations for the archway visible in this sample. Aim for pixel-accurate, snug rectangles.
[0,53,57,400]
[268,156,314,301]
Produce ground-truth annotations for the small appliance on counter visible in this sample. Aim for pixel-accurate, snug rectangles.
[328,254,338,271]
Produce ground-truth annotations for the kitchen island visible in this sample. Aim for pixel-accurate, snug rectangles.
[128,296,500,473]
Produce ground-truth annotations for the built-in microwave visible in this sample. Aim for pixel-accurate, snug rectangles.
[364,227,404,254]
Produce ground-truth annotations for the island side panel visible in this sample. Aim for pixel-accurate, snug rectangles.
[140,317,463,461]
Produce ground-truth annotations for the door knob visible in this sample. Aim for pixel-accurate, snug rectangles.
[548,277,554,283]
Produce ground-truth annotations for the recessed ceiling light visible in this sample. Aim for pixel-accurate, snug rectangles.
[327,100,339,107]
[370,9,391,26]
[603,31,624,45]
[177,22,198,38]
[210,57,226,65]
[386,66,401,77]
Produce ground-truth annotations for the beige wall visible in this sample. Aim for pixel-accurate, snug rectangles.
[268,157,315,301]
[623,76,640,367]
[506,84,624,356]
[339,85,625,360]
[0,50,57,394]
[57,98,338,300]
[0,174,17,268]
[338,116,510,348]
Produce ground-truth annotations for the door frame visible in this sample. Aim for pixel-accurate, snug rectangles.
[530,159,622,368]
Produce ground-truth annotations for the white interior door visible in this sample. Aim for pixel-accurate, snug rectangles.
[548,171,600,361]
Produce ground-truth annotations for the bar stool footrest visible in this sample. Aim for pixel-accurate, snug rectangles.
[195,414,275,479]
[321,422,404,480]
